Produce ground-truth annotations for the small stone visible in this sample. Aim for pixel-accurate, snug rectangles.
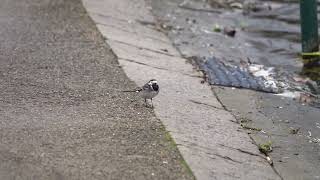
[266,156,273,165]
[306,80,320,94]
[289,127,300,134]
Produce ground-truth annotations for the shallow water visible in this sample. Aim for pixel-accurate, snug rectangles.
[151,0,320,91]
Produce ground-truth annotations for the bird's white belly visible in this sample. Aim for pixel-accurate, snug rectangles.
[140,90,158,99]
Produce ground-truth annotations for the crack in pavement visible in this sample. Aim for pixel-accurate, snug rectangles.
[218,143,263,158]
[108,39,177,57]
[96,21,170,44]
[180,143,243,164]
[247,134,284,180]
[188,99,224,110]
[119,57,201,78]
[119,57,169,71]
[211,87,284,180]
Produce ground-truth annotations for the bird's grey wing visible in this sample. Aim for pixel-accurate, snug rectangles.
[142,83,151,91]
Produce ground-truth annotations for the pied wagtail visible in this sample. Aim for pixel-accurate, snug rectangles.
[123,79,159,107]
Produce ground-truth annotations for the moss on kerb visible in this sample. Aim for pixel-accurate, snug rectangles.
[179,157,195,180]
[164,130,195,179]
[258,141,273,155]
[241,123,262,131]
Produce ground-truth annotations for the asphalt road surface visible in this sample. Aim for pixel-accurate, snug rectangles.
[0,0,193,179]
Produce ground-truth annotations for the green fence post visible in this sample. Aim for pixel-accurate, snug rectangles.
[300,0,318,53]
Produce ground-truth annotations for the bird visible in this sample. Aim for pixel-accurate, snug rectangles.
[123,79,159,107]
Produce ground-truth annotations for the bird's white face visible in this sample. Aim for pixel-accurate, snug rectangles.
[149,79,157,85]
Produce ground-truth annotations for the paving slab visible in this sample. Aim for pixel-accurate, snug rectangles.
[214,87,320,180]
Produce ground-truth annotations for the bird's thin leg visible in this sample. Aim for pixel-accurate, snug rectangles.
[144,98,147,107]
[151,98,153,108]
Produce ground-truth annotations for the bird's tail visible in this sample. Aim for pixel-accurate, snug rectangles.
[122,89,142,92]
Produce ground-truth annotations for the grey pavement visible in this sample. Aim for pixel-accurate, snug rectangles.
[83,0,281,179]
[0,0,193,179]
[215,87,320,180]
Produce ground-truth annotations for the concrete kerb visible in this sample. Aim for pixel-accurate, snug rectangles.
[82,0,280,179]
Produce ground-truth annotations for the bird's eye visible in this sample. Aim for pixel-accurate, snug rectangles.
[152,83,159,91]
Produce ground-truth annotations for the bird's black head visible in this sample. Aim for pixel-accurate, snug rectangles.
[148,79,159,91]
[152,83,159,91]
